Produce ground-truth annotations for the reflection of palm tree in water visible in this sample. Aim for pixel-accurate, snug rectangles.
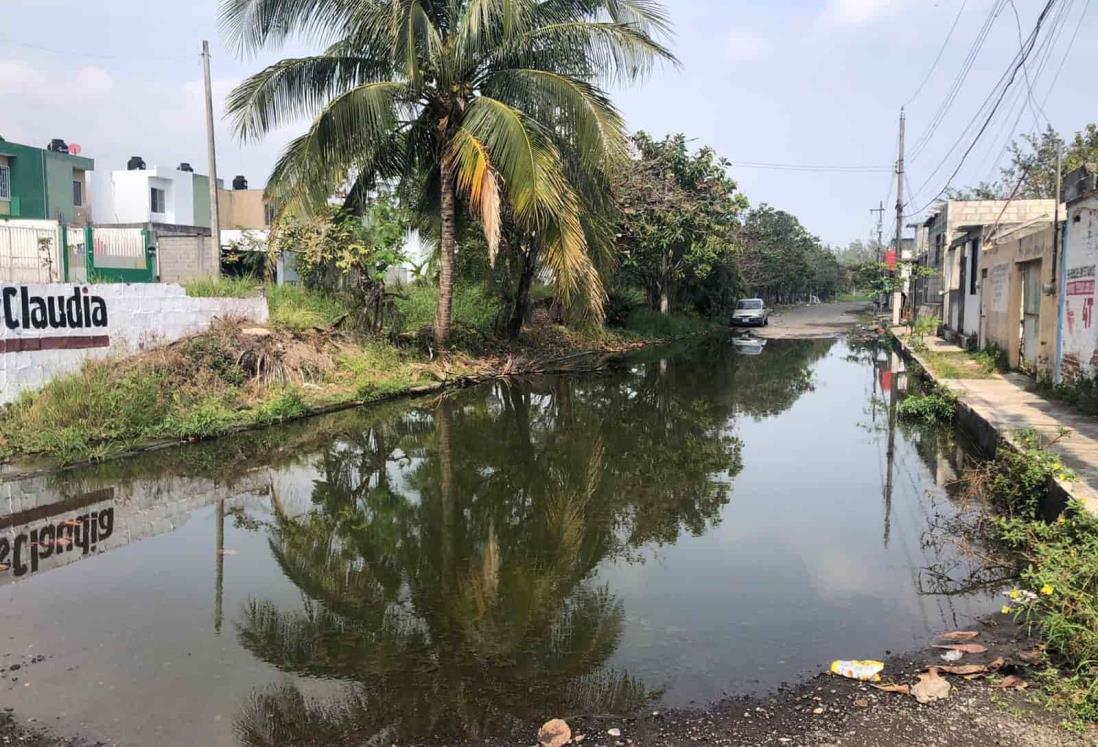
[234,358,752,745]
[235,402,650,746]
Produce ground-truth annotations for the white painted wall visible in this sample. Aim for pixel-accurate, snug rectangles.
[93,168,199,226]
[961,241,982,338]
[0,282,268,403]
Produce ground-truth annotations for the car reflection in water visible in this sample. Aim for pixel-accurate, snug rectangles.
[731,334,767,356]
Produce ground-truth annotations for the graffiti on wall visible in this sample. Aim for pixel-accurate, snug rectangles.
[1062,205,1098,377]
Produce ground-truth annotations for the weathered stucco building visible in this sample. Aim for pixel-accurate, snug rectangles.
[916,199,1058,340]
[1059,165,1098,383]
[979,223,1060,375]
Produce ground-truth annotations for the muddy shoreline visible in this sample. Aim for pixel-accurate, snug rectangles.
[4,613,1090,747]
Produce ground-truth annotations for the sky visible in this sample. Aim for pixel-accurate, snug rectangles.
[1,0,1095,247]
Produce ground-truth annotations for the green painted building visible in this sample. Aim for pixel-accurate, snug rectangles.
[0,139,94,225]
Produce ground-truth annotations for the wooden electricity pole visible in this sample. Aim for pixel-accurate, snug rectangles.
[202,40,221,271]
[893,109,906,325]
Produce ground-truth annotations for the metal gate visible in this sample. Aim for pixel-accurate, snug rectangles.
[65,226,88,282]
[1021,261,1042,370]
[63,227,156,283]
[90,228,156,283]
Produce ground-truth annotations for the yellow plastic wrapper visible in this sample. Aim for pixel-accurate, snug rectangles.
[829,659,884,682]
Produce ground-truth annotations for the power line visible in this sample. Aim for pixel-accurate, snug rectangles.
[0,37,196,61]
[908,0,1061,215]
[907,0,1008,163]
[729,161,892,173]
[971,0,1074,185]
[905,0,970,107]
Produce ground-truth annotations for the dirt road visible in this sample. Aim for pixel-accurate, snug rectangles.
[753,301,873,339]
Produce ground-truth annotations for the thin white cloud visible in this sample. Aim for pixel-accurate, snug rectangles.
[0,59,49,96]
[827,0,905,26]
[0,58,287,189]
[724,29,771,62]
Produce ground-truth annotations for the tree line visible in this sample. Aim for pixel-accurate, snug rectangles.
[224,0,840,343]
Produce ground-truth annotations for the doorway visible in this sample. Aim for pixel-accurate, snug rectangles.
[1020,260,1042,372]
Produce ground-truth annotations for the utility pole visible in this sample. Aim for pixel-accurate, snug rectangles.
[893,109,906,326]
[870,202,885,311]
[202,40,221,274]
[870,202,885,261]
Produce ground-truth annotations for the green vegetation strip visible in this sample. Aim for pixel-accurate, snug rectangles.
[0,282,712,466]
[963,430,1098,725]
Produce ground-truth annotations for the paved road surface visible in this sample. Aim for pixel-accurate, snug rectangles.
[753,301,872,339]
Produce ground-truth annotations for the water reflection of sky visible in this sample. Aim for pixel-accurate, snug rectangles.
[595,342,993,705]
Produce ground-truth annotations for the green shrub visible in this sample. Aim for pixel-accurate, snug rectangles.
[394,283,503,335]
[996,507,1098,721]
[605,286,646,326]
[335,344,424,400]
[621,309,712,339]
[253,389,308,425]
[991,429,1074,518]
[969,344,1008,374]
[182,276,262,298]
[266,285,353,331]
[896,390,956,424]
[161,395,237,440]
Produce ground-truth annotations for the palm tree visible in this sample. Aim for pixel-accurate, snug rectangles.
[222,0,674,345]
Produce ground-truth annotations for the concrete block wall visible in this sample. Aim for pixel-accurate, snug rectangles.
[158,235,220,283]
[0,282,268,403]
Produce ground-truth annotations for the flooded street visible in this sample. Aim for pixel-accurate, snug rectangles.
[0,335,1002,746]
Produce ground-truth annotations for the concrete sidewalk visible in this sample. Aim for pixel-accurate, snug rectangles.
[899,332,1098,515]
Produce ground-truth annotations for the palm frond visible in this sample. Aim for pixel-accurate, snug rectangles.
[219,0,360,56]
[517,20,676,84]
[456,0,535,56]
[228,55,393,141]
[483,68,628,166]
[447,127,502,263]
[391,0,442,87]
[265,82,408,213]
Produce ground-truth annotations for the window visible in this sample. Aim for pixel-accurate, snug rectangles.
[0,165,9,201]
[150,187,166,214]
[73,179,83,207]
[263,202,277,226]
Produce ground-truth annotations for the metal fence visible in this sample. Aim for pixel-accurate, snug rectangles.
[0,221,63,282]
[0,222,154,283]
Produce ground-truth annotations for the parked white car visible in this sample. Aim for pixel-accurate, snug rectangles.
[731,298,769,327]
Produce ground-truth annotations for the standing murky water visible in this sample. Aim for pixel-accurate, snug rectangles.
[0,336,999,745]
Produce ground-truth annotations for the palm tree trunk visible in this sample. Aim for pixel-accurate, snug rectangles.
[434,158,457,347]
[506,245,538,339]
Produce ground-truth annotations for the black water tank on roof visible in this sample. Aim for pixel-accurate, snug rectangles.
[127,156,146,171]
[47,139,69,153]
[178,162,194,172]
[232,175,248,190]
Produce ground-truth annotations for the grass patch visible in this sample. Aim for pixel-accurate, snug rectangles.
[394,282,503,335]
[835,291,872,302]
[335,344,428,400]
[921,350,998,379]
[1037,371,1098,418]
[620,309,714,339]
[182,276,262,298]
[266,284,354,331]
